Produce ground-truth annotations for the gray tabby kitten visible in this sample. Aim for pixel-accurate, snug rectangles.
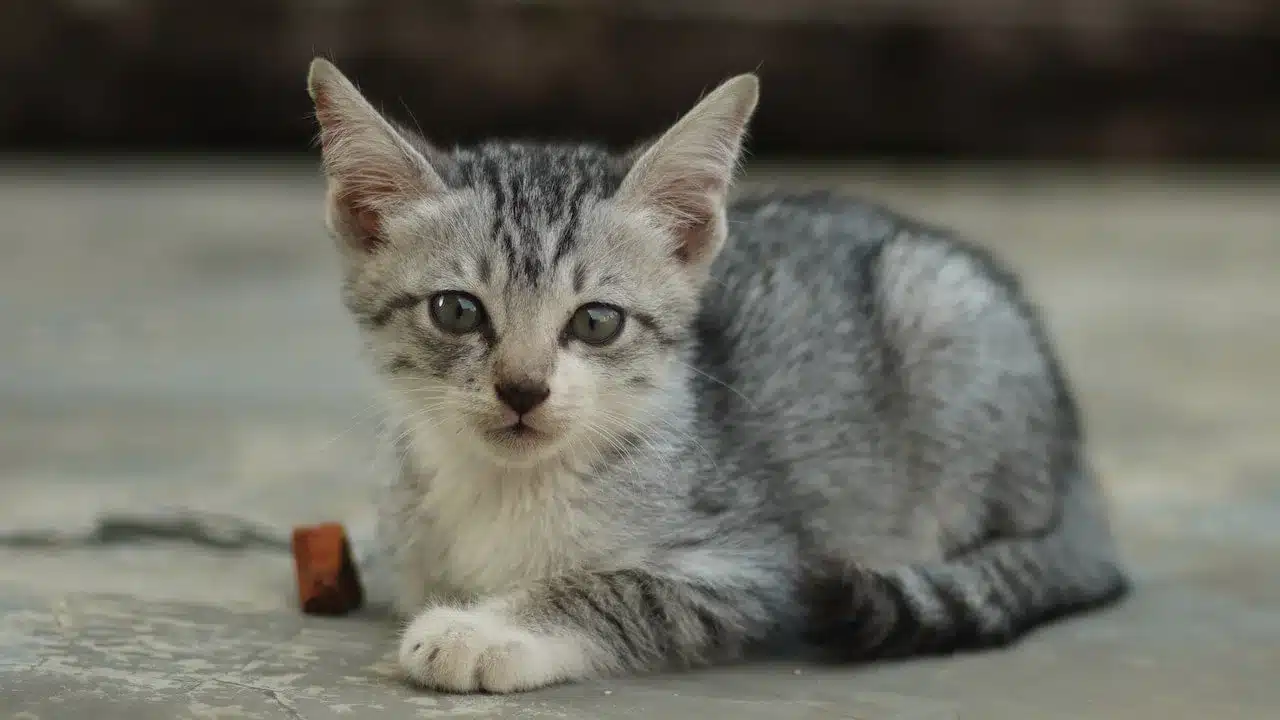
[306,58,1128,693]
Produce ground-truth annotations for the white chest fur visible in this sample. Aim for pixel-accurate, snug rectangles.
[383,444,603,615]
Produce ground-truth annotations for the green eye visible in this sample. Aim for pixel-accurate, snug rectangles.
[429,292,486,334]
[568,303,625,345]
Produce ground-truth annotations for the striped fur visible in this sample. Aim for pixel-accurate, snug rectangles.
[806,463,1129,659]
[306,59,1128,693]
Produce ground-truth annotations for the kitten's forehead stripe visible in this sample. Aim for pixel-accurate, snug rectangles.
[553,177,592,270]
[450,142,630,291]
[482,156,518,275]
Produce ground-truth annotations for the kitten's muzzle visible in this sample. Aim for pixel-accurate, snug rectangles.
[484,381,560,453]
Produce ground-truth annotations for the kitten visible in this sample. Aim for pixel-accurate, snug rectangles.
[306,58,1128,693]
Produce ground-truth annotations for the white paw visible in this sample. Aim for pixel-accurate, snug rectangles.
[398,604,592,693]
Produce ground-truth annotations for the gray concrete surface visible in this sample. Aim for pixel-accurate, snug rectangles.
[1,160,1277,718]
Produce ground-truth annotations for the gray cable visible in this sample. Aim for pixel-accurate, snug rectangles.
[0,511,293,552]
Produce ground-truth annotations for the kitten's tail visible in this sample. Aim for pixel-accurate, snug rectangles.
[806,464,1129,660]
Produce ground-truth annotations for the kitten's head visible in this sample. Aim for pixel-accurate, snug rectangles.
[307,59,757,467]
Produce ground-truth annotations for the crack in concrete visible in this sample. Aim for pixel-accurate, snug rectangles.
[264,688,306,720]
[8,658,47,673]
[212,678,306,720]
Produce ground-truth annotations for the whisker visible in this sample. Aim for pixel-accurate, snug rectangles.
[671,359,758,410]
[316,399,391,454]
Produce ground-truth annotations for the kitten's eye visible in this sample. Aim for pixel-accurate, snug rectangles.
[429,292,486,334]
[568,303,625,345]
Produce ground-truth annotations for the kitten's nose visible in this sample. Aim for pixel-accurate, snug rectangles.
[494,381,550,415]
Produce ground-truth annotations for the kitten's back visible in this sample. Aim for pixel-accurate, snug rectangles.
[704,189,1075,552]
[697,190,1126,657]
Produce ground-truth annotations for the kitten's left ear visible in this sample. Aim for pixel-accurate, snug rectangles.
[616,74,759,270]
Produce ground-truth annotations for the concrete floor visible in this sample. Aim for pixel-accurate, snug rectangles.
[1,161,1277,718]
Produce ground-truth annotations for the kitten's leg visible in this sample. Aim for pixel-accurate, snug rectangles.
[807,464,1129,660]
[397,568,779,693]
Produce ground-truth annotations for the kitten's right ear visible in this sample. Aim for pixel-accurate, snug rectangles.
[307,58,446,253]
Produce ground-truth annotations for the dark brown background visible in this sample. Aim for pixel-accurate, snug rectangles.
[2,0,1277,161]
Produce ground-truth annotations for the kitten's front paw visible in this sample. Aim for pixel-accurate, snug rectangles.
[398,605,590,693]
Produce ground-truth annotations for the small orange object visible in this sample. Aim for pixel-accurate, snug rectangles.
[291,522,364,615]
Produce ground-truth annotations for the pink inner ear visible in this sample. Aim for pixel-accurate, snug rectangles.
[313,91,340,151]
[353,206,381,243]
[336,188,385,252]
[314,90,385,252]
[673,216,712,265]
[663,185,718,265]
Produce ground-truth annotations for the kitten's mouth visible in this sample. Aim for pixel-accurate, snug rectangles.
[483,420,548,443]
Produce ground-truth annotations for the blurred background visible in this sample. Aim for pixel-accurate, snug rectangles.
[3,0,1279,159]
[1,1,1278,695]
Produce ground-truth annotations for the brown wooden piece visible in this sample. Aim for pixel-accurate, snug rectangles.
[291,522,364,616]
